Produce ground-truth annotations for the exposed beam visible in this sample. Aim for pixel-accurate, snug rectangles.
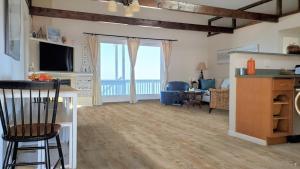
[232,19,237,28]
[25,0,32,9]
[210,8,300,37]
[30,6,234,33]
[207,20,212,37]
[207,0,273,37]
[155,0,278,22]
[208,0,273,23]
[277,0,282,16]
[108,0,278,22]
[207,32,220,37]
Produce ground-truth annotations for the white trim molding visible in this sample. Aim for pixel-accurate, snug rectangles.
[228,130,267,146]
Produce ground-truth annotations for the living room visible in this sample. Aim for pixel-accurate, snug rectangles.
[1,0,300,168]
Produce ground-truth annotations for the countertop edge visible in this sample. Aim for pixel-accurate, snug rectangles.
[229,51,300,57]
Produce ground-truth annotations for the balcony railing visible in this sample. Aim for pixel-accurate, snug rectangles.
[101,80,161,96]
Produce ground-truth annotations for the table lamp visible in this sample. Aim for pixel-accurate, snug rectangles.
[197,62,207,79]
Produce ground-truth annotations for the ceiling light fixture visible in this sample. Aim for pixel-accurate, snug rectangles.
[124,6,134,17]
[107,0,117,12]
[103,0,140,17]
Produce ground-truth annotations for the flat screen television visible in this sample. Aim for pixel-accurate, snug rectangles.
[39,42,74,72]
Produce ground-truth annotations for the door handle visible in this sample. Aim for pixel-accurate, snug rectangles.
[295,92,300,115]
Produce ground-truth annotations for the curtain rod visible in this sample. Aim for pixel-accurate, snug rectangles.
[83,32,178,42]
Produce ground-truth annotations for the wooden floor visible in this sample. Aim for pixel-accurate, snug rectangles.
[77,101,300,169]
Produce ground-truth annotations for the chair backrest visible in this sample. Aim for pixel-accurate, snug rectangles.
[0,80,60,138]
[166,81,189,91]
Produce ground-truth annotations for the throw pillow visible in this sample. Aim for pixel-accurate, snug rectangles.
[221,78,230,89]
[200,79,216,90]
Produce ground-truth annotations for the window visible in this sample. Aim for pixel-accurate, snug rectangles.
[100,43,130,98]
[135,45,161,96]
[100,41,161,102]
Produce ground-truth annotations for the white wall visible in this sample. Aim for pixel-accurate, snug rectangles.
[31,0,210,82]
[0,1,29,167]
[280,28,300,53]
[0,0,29,80]
[207,13,300,86]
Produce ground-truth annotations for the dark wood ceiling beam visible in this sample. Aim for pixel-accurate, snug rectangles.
[207,0,273,37]
[232,19,237,28]
[30,6,234,33]
[109,0,278,22]
[208,0,273,23]
[207,32,220,37]
[277,0,282,16]
[25,0,32,9]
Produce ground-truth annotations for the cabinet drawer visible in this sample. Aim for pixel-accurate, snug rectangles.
[273,79,293,91]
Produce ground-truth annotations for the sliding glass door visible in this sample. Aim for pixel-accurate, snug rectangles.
[100,41,161,102]
[135,45,161,100]
[100,42,130,102]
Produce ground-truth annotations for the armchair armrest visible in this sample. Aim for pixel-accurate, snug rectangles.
[209,88,229,93]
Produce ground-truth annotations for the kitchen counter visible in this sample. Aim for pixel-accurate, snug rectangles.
[229,52,300,145]
[236,74,300,78]
[229,51,300,57]
[235,69,300,78]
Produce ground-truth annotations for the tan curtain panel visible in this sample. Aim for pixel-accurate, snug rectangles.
[127,38,140,104]
[87,35,102,105]
[161,40,173,90]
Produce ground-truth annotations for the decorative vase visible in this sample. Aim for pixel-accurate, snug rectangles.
[247,58,256,75]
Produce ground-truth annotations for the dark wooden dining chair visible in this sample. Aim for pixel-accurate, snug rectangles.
[0,80,65,169]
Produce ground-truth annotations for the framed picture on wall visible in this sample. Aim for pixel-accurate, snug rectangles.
[4,0,21,61]
[47,27,61,42]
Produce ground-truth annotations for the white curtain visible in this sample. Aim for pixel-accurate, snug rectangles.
[161,40,173,90]
[127,38,140,104]
[87,35,102,105]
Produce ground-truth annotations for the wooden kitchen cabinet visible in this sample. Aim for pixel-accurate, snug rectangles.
[236,77,293,145]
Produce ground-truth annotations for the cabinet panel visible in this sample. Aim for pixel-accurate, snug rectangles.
[236,77,294,145]
[273,79,293,91]
[236,78,272,140]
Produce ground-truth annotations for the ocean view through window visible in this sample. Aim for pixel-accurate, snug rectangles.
[100,42,161,102]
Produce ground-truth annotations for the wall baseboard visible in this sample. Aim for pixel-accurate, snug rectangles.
[228,130,267,146]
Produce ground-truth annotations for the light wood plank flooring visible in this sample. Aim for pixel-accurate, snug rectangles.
[77,101,300,169]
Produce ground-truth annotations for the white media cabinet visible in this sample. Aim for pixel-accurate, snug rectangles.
[28,71,93,106]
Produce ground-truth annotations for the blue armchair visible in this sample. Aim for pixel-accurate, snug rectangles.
[160,81,190,105]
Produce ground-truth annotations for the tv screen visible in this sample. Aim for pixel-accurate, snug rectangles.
[39,42,74,72]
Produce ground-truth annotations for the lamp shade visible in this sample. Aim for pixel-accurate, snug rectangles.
[124,6,134,17]
[107,0,117,12]
[197,62,207,71]
[130,0,140,12]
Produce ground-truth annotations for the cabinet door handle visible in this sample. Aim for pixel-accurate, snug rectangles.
[295,92,300,115]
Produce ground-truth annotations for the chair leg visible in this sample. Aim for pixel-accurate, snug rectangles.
[44,140,51,169]
[3,142,12,169]
[56,135,65,169]
[209,108,213,113]
[11,142,18,169]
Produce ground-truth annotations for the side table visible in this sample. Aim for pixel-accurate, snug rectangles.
[181,90,203,108]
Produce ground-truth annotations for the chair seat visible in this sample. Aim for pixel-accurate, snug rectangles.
[3,123,61,142]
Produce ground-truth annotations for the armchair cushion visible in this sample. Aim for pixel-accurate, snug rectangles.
[201,89,211,103]
[166,81,190,91]
[161,81,189,105]
[221,78,230,89]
